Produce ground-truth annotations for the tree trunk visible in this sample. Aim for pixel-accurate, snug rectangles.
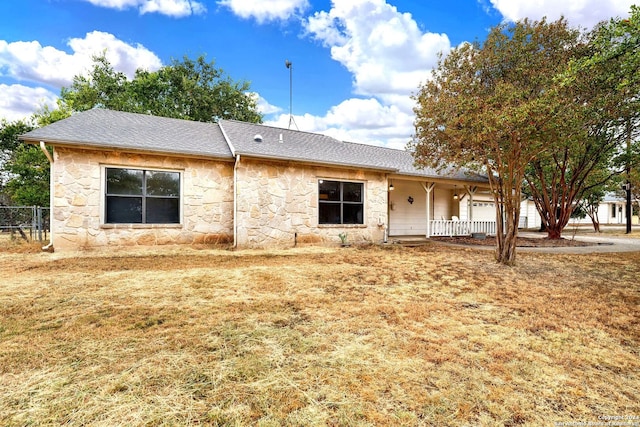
[495,191,520,266]
[546,227,563,239]
[539,220,547,232]
[544,202,575,239]
[496,225,518,266]
[585,209,600,233]
[583,202,601,233]
[487,162,521,266]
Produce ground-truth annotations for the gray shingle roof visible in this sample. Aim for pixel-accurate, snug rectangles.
[603,192,625,202]
[219,119,397,171]
[219,119,487,182]
[19,109,486,183]
[19,109,232,159]
[383,148,487,182]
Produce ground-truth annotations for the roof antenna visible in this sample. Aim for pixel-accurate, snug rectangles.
[285,59,299,130]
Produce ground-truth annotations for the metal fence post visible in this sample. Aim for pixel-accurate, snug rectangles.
[37,206,43,241]
[31,206,36,240]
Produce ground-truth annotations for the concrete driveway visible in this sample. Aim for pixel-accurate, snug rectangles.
[517,231,640,254]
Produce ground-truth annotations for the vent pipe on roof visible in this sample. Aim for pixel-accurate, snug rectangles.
[279,133,283,143]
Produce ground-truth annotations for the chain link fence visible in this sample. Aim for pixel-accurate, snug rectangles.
[0,206,50,241]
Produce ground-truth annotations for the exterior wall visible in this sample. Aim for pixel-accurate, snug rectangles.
[599,202,625,225]
[235,158,388,247]
[388,181,462,235]
[520,200,542,229]
[51,147,234,251]
[433,187,455,220]
[568,201,626,225]
[388,181,427,235]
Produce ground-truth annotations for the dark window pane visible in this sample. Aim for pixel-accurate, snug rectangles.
[319,203,341,224]
[106,196,142,223]
[343,204,364,224]
[343,182,362,202]
[319,180,340,201]
[146,198,180,223]
[106,168,143,195]
[146,171,180,196]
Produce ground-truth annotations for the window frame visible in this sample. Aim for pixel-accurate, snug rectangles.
[318,179,365,225]
[102,166,183,225]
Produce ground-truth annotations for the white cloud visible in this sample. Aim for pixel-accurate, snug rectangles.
[0,31,161,120]
[0,84,58,122]
[248,92,283,115]
[218,0,310,23]
[66,31,163,80]
[323,97,405,129]
[305,0,450,106]
[265,97,414,150]
[82,0,206,17]
[293,0,450,148]
[0,31,162,88]
[298,0,635,149]
[489,0,634,29]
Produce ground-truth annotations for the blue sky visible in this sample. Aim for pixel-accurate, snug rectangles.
[0,0,634,149]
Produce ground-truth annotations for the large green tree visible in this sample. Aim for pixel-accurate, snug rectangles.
[411,18,581,265]
[586,7,640,230]
[61,54,263,123]
[0,104,71,206]
[4,144,50,206]
[527,8,640,238]
[628,142,640,214]
[1,119,35,204]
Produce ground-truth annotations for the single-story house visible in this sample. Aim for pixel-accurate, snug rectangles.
[20,108,507,251]
[569,192,639,226]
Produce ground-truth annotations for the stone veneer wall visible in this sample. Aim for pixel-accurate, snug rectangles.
[51,147,234,251]
[235,158,388,248]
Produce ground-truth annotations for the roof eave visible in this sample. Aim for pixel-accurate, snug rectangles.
[235,152,398,173]
[21,137,234,162]
[390,171,490,184]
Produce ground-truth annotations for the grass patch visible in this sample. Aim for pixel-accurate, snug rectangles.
[0,244,638,425]
[0,233,45,253]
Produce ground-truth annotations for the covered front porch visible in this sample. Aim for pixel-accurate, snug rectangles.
[387,177,497,238]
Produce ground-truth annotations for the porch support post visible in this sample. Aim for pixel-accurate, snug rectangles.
[421,182,435,237]
[465,185,478,221]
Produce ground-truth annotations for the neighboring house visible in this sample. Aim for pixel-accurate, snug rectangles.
[20,109,497,251]
[598,193,630,225]
[570,193,637,226]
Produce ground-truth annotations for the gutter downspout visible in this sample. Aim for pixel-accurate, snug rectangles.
[39,141,54,252]
[40,140,54,164]
[218,121,240,249]
[233,154,240,249]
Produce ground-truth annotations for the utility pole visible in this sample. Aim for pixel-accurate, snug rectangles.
[285,60,298,130]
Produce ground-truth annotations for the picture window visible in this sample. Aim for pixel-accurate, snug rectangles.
[105,168,180,224]
[318,180,364,224]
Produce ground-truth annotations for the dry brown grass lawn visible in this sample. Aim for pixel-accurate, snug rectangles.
[0,240,638,426]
